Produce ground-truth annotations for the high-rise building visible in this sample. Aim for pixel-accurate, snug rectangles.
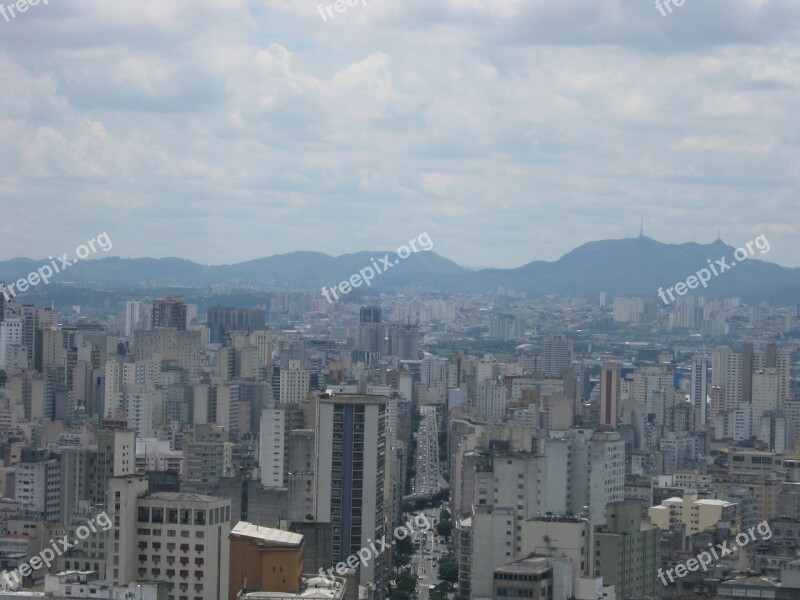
[16,451,61,521]
[125,300,142,337]
[752,367,781,425]
[475,381,507,419]
[386,323,419,359]
[542,334,573,378]
[260,405,304,489]
[151,296,187,330]
[544,429,625,525]
[691,355,709,426]
[599,363,619,428]
[106,475,231,600]
[594,501,660,599]
[287,430,316,522]
[94,429,136,504]
[207,307,267,344]
[134,329,203,377]
[356,306,385,355]
[183,425,231,495]
[0,317,24,371]
[315,394,386,597]
[359,306,382,324]
[18,305,58,368]
[712,343,790,413]
[280,364,311,404]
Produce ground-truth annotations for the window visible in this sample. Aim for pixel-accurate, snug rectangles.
[194,510,206,525]
[168,509,178,524]
[152,507,164,523]
[138,507,150,522]
[180,509,191,525]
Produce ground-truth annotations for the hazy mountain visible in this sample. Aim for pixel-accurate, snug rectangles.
[1,236,798,303]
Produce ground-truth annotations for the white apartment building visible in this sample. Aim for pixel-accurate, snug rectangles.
[475,381,507,420]
[107,476,231,600]
[261,407,287,488]
[279,364,310,404]
[16,458,60,521]
[0,318,24,372]
[545,429,625,526]
[260,405,304,489]
[125,300,142,337]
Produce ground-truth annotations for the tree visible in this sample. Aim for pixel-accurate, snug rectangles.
[436,518,452,538]
[437,555,458,585]
[395,572,417,594]
[395,536,414,559]
[393,536,413,567]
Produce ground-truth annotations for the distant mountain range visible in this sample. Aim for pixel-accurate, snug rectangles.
[1,237,798,304]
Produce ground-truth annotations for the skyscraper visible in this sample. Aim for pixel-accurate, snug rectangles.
[357,306,385,355]
[543,334,573,378]
[386,323,419,359]
[207,306,267,343]
[690,355,709,426]
[315,393,387,597]
[599,362,620,427]
[151,296,187,330]
[124,300,141,337]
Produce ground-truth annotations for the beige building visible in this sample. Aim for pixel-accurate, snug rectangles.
[107,476,231,600]
[228,522,304,600]
[649,492,739,536]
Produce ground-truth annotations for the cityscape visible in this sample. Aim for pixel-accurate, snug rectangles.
[0,257,799,599]
[2,1,800,600]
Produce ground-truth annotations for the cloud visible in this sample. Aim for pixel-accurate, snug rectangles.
[0,0,798,269]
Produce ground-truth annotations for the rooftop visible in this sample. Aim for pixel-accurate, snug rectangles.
[238,576,345,600]
[231,522,304,546]
[146,492,222,503]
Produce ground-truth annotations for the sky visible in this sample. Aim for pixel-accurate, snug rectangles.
[0,0,799,269]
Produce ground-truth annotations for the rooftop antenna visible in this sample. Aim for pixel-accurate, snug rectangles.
[639,217,644,238]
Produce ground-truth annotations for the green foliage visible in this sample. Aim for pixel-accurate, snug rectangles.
[395,535,414,559]
[436,519,452,538]
[437,555,458,584]
[395,572,417,594]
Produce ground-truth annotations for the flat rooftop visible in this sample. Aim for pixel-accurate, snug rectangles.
[231,522,304,547]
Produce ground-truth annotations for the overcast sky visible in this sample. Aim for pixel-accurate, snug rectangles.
[1,0,798,269]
